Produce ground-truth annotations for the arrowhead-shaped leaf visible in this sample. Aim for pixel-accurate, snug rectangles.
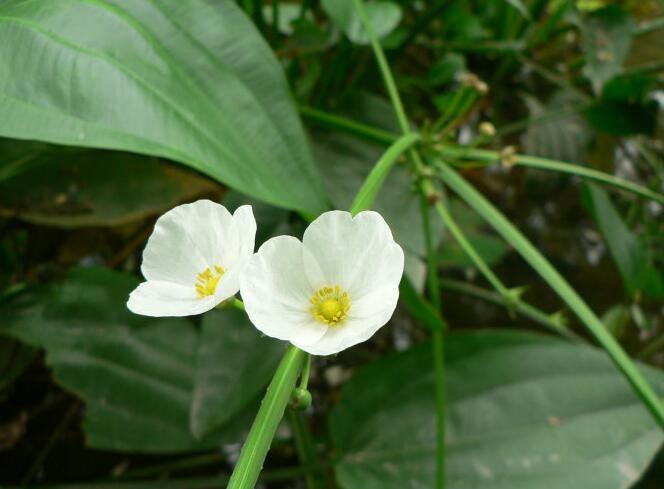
[331,331,664,489]
[0,0,327,214]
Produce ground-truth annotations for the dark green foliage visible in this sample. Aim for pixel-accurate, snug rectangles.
[0,0,662,487]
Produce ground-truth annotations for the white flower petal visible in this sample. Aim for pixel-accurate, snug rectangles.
[240,236,327,344]
[302,210,404,298]
[127,281,218,317]
[141,200,238,285]
[295,285,399,355]
[215,205,257,299]
[232,205,257,261]
[129,200,257,318]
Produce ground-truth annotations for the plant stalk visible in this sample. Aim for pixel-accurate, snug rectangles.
[438,146,664,206]
[350,132,421,215]
[420,194,447,489]
[433,201,509,297]
[300,107,664,206]
[436,162,664,429]
[227,345,307,489]
[350,0,447,484]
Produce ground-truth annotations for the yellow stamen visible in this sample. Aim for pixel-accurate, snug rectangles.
[195,265,224,298]
[309,285,351,326]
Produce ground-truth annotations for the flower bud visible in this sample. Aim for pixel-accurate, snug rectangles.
[479,121,496,137]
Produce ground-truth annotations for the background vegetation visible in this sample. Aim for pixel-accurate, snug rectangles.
[0,0,663,487]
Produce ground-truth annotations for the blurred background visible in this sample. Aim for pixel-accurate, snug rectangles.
[1,0,663,487]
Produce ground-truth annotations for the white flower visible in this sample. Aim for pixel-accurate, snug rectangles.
[240,210,404,355]
[127,200,256,317]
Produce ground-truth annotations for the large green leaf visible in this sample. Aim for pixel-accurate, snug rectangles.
[0,0,327,214]
[191,309,284,438]
[583,183,663,299]
[0,143,217,227]
[0,267,249,453]
[331,331,664,489]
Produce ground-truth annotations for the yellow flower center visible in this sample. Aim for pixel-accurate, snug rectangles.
[195,265,224,298]
[310,285,351,326]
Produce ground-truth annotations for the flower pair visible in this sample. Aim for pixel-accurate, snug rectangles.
[128,200,404,355]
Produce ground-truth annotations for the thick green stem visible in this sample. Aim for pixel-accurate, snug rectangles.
[436,162,664,429]
[227,346,307,489]
[350,133,421,215]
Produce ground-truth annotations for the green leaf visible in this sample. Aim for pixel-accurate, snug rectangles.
[580,6,636,93]
[262,3,312,35]
[191,309,284,438]
[521,92,592,164]
[0,0,327,214]
[582,183,663,299]
[331,331,664,489]
[502,0,531,21]
[427,53,467,86]
[0,267,248,453]
[584,76,658,136]
[601,304,631,340]
[223,190,292,246]
[0,144,217,228]
[398,277,445,332]
[322,0,402,44]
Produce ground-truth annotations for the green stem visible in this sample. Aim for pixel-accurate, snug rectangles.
[350,133,421,215]
[351,1,446,485]
[227,346,307,489]
[433,201,509,297]
[299,353,312,390]
[300,106,664,206]
[399,277,445,332]
[436,162,664,429]
[420,195,446,489]
[438,146,664,206]
[439,279,578,340]
[299,105,396,145]
[350,0,410,135]
[230,297,246,311]
[287,410,321,489]
[637,334,664,360]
